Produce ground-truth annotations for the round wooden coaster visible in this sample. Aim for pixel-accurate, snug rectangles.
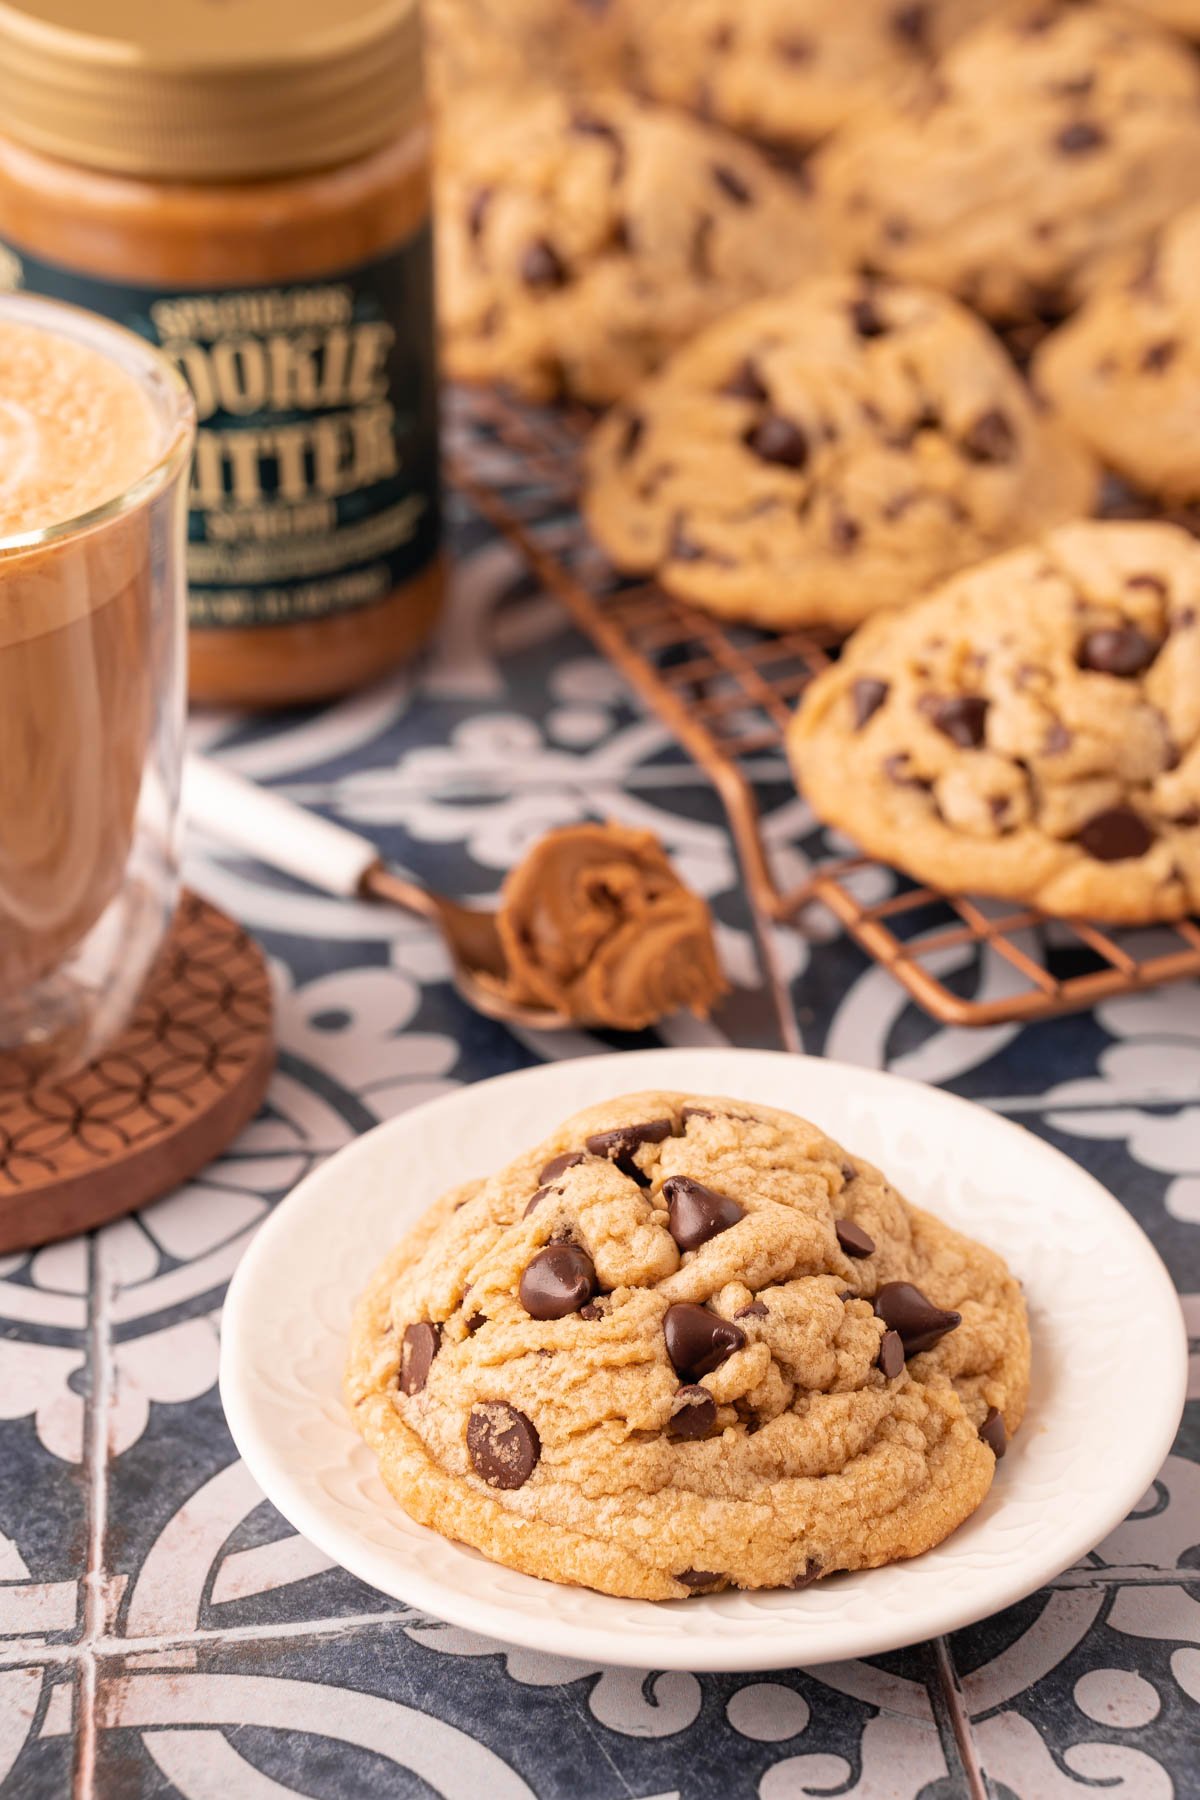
[0,892,274,1253]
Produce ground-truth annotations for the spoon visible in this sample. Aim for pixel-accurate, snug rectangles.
[182,755,574,1031]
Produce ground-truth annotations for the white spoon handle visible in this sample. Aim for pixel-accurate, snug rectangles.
[183,753,379,899]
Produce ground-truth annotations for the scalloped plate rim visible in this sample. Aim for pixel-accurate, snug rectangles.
[219,1047,1187,1672]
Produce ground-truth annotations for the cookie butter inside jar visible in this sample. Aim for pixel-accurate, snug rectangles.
[0,0,440,706]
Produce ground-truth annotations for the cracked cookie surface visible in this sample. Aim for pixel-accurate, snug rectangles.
[582,276,1094,632]
[346,1091,1029,1600]
[817,1,1200,323]
[437,87,836,405]
[1035,203,1200,508]
[619,0,990,147]
[789,521,1200,922]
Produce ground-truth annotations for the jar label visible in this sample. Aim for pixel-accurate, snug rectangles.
[1,231,440,631]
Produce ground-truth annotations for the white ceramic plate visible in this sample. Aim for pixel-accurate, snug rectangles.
[220,1048,1187,1672]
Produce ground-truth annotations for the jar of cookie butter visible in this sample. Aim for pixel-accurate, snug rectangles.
[0,0,441,706]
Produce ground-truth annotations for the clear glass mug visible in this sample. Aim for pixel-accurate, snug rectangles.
[0,293,194,1088]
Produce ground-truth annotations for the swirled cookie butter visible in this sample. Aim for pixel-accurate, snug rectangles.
[0,0,440,705]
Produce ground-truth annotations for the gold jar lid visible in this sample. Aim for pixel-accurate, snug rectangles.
[0,0,424,181]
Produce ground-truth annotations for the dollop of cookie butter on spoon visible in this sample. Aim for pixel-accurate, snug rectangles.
[481,821,726,1032]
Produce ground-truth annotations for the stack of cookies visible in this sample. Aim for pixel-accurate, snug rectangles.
[434,0,1200,926]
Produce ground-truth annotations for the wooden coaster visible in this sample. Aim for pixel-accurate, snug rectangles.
[0,892,274,1253]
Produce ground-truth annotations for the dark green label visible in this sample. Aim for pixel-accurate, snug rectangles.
[1,231,440,630]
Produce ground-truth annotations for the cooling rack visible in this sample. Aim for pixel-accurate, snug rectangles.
[443,384,1200,1028]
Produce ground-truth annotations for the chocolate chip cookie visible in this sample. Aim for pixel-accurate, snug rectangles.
[1035,204,1200,511]
[817,1,1200,323]
[438,88,837,405]
[789,521,1200,922]
[582,276,1095,632]
[425,0,624,103]
[346,1091,1029,1599]
[620,0,991,148]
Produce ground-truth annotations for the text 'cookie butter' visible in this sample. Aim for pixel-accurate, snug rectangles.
[0,0,441,706]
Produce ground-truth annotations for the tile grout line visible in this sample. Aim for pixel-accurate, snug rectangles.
[73,1229,116,1800]
[932,1635,989,1800]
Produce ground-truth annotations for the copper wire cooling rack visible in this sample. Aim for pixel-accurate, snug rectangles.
[443,385,1200,1028]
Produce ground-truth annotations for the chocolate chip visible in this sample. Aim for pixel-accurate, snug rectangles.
[1077,806,1155,862]
[744,413,808,468]
[1043,720,1073,755]
[669,1384,718,1440]
[840,1162,858,1183]
[1097,472,1157,521]
[465,1311,486,1335]
[979,1406,1007,1458]
[892,4,929,47]
[664,1176,745,1252]
[1056,120,1107,156]
[690,213,715,279]
[852,677,889,730]
[570,110,625,177]
[467,1402,540,1489]
[399,1322,440,1395]
[720,357,768,402]
[586,1119,673,1184]
[790,1557,823,1589]
[1127,572,1168,597]
[521,238,567,290]
[712,162,752,205]
[874,1281,962,1354]
[519,1243,597,1320]
[677,1568,722,1589]
[775,33,814,63]
[960,408,1015,465]
[836,1219,876,1259]
[664,1303,745,1379]
[539,1151,585,1185]
[1077,627,1158,677]
[735,1299,769,1319]
[681,1106,716,1124]
[1141,339,1178,374]
[831,512,861,552]
[878,1329,905,1379]
[579,1302,604,1321]
[466,187,492,242]
[925,694,989,748]
[615,413,643,464]
[850,295,888,338]
[522,1187,554,1218]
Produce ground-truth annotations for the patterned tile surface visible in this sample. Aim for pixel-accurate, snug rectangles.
[1,507,1197,1800]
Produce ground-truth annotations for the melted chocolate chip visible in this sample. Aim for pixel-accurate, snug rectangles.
[878,1329,905,1380]
[586,1119,673,1184]
[712,162,752,205]
[790,1557,823,1589]
[465,1312,486,1336]
[979,1406,1007,1458]
[852,677,889,730]
[1043,720,1073,755]
[664,1176,745,1252]
[1056,120,1107,156]
[831,512,861,552]
[835,1219,876,1259]
[850,295,888,338]
[539,1151,585,1184]
[523,1186,555,1218]
[883,752,931,790]
[399,1322,440,1395]
[925,694,989,748]
[960,408,1016,465]
[892,4,929,47]
[874,1281,962,1354]
[720,357,769,402]
[1077,806,1155,862]
[519,1243,597,1320]
[744,413,809,468]
[677,1568,722,1589]
[735,1299,769,1319]
[467,1402,540,1489]
[616,413,643,463]
[1077,627,1158,677]
[1142,339,1178,374]
[669,1384,718,1441]
[664,1303,745,1379]
[521,238,567,290]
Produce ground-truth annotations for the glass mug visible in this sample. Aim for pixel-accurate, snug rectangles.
[0,293,194,1087]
